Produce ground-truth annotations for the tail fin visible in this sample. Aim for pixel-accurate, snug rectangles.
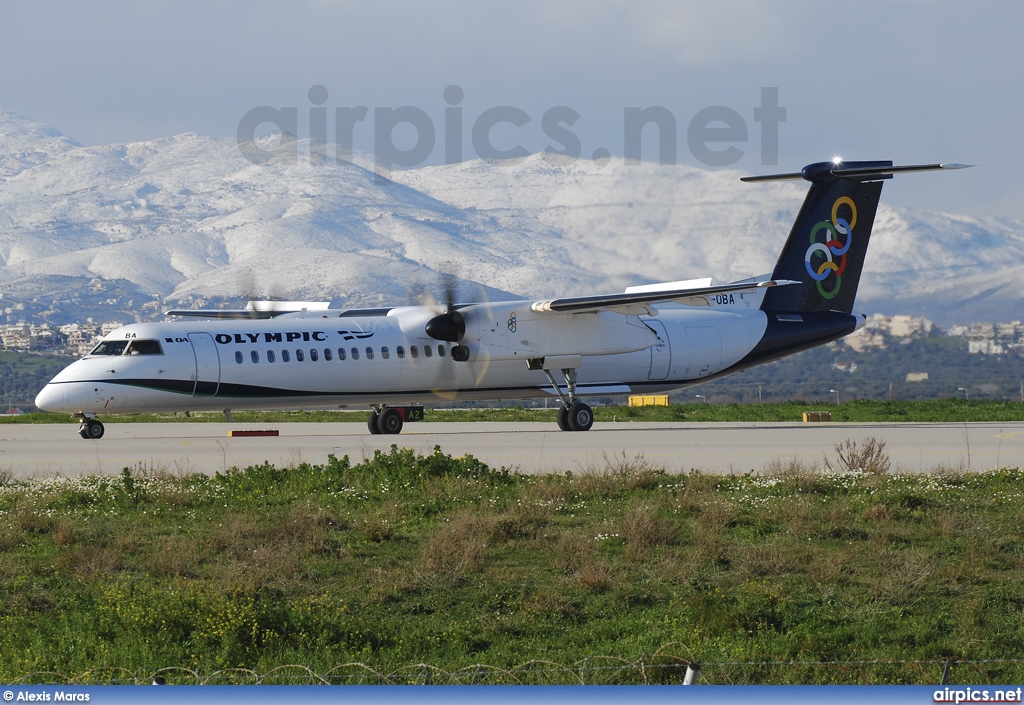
[749,160,970,314]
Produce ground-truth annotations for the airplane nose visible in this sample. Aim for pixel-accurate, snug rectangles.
[34,384,67,412]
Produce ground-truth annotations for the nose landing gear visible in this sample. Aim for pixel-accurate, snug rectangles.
[78,417,105,440]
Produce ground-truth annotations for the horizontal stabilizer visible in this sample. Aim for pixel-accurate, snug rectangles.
[741,161,972,183]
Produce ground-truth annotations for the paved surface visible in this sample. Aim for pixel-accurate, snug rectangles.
[2,421,1023,478]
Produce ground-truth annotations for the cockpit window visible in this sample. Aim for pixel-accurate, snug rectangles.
[89,340,129,356]
[125,339,164,356]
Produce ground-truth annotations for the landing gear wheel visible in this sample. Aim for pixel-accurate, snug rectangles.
[368,410,382,435]
[567,402,594,432]
[556,405,571,431]
[377,408,404,435]
[81,419,104,440]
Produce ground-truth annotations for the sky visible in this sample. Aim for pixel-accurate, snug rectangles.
[2,0,1021,219]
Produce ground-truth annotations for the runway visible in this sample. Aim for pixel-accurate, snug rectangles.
[2,420,1023,478]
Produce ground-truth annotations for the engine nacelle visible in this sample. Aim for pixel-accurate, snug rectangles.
[457,302,657,361]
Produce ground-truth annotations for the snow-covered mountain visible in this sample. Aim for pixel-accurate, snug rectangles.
[0,109,1020,326]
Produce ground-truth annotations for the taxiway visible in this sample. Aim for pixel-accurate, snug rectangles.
[1,421,1021,478]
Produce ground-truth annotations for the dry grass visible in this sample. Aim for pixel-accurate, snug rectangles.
[268,505,346,556]
[522,589,583,620]
[112,525,144,554]
[551,531,613,591]
[733,540,802,578]
[868,549,938,606]
[553,532,596,573]
[150,534,205,578]
[487,504,550,544]
[676,471,718,513]
[775,497,822,538]
[866,503,892,522]
[573,453,667,498]
[573,560,613,592]
[619,504,676,559]
[419,512,488,583]
[686,500,735,566]
[50,517,80,547]
[763,456,817,478]
[0,525,19,552]
[212,548,304,592]
[211,512,261,557]
[56,544,122,576]
[14,504,53,534]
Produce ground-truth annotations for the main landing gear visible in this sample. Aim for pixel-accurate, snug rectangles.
[543,367,594,432]
[77,416,104,440]
[367,405,425,435]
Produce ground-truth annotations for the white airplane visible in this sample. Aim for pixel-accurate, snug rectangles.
[35,159,968,439]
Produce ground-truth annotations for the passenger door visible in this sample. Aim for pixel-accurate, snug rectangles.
[647,320,671,380]
[188,332,221,396]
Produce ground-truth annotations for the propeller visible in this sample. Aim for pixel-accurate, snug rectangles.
[411,271,490,400]
[424,273,467,345]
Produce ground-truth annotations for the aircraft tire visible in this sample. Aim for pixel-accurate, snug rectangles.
[79,427,90,439]
[378,408,404,435]
[367,410,382,435]
[556,405,571,431]
[84,419,105,440]
[567,402,594,432]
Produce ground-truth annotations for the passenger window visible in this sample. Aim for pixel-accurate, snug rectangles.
[351,348,359,360]
[282,349,290,363]
[296,349,305,362]
[410,345,419,359]
[366,347,374,360]
[267,350,275,363]
[324,348,332,361]
[424,345,433,358]
[235,351,243,364]
[251,350,259,363]
[438,344,446,358]
[397,346,405,359]
[338,348,346,360]
[310,348,318,362]
[125,339,164,355]
[381,346,390,360]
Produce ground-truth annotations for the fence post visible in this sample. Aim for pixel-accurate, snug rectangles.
[684,663,701,685]
[941,660,956,685]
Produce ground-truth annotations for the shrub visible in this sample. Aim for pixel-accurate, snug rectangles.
[824,437,891,475]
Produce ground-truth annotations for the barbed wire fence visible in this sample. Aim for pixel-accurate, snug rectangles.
[11,646,1024,685]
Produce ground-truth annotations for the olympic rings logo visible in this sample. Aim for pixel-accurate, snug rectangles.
[507,312,517,333]
[804,196,857,299]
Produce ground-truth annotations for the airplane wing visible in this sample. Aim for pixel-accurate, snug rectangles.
[530,279,799,315]
[165,301,331,319]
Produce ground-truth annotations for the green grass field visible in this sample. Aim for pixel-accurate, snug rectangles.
[1,443,1023,684]
[5,398,1024,426]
